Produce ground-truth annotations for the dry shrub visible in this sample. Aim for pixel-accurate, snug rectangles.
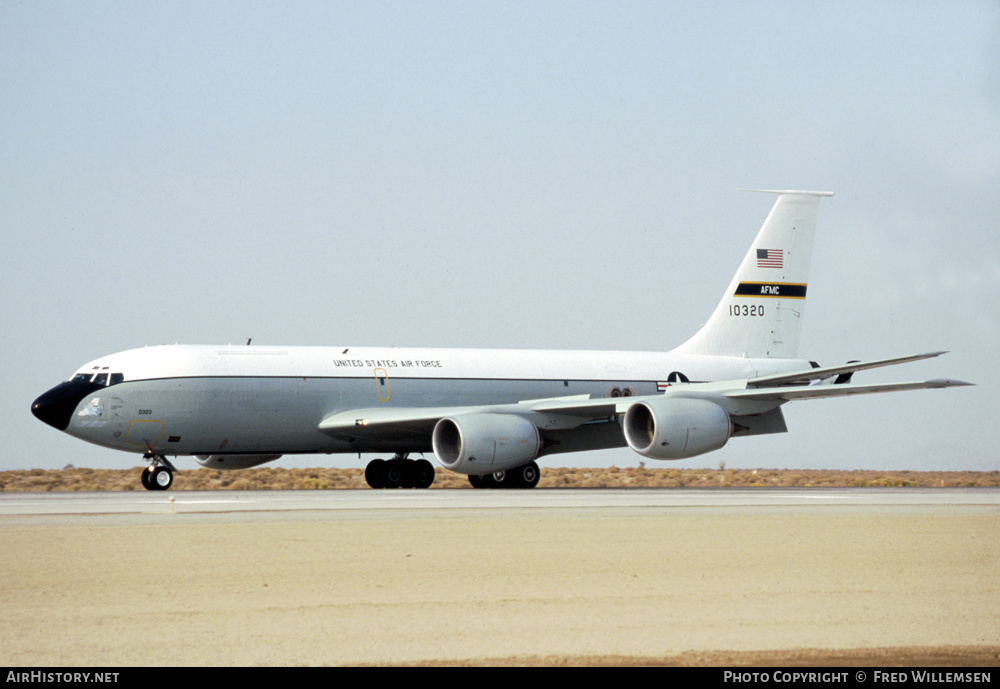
[0,467,997,491]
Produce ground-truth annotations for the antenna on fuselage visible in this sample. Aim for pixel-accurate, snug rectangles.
[247,338,252,346]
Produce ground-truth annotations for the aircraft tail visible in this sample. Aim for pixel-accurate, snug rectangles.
[672,190,833,359]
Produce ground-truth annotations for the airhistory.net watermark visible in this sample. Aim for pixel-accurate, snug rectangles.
[6,673,118,684]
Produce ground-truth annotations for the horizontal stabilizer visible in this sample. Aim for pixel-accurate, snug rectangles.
[738,189,835,197]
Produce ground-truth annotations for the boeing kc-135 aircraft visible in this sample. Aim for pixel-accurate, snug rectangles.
[32,190,971,490]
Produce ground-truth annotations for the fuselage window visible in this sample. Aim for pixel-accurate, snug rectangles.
[71,373,93,383]
[93,373,108,386]
[109,373,124,386]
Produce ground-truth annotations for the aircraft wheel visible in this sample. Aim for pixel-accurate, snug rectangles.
[400,459,417,488]
[140,468,154,491]
[512,461,540,489]
[412,459,435,489]
[383,459,404,489]
[365,459,386,489]
[149,466,173,491]
[469,474,488,488]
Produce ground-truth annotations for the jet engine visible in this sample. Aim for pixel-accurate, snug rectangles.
[432,413,541,474]
[194,454,283,470]
[623,398,732,460]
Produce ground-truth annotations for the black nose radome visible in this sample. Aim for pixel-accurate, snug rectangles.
[31,381,103,431]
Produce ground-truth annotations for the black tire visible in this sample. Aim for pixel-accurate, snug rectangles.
[140,468,153,491]
[412,459,435,489]
[400,459,417,489]
[469,474,488,488]
[383,459,403,489]
[150,466,173,491]
[514,461,540,489]
[365,459,386,489]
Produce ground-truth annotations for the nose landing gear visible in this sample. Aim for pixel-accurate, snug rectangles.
[141,446,176,491]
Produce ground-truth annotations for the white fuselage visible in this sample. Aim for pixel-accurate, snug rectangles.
[52,344,809,459]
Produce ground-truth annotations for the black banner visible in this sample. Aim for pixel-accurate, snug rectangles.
[733,282,807,299]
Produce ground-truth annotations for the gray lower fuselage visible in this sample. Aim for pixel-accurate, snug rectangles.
[66,375,655,457]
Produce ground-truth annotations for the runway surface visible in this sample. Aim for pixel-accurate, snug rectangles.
[2,488,998,666]
[3,486,997,516]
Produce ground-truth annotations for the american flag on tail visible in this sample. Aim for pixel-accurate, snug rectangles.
[756,248,783,268]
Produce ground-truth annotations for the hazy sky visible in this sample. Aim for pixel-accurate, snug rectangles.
[3,1,997,473]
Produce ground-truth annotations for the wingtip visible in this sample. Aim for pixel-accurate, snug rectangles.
[925,378,974,388]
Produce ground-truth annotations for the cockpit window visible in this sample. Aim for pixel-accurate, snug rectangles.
[70,371,124,386]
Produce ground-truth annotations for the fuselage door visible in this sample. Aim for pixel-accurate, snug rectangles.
[374,368,390,402]
[124,419,164,449]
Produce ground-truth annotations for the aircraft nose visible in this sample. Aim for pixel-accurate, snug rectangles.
[31,382,98,431]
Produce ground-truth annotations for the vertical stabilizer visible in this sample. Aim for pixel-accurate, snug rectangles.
[672,190,833,359]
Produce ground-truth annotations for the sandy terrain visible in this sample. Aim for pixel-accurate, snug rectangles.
[3,466,998,492]
[1,503,998,666]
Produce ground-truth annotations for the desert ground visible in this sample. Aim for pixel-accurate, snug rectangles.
[2,466,998,492]
[1,474,997,666]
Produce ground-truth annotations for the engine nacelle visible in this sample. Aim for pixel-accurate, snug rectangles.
[432,414,541,475]
[194,454,282,470]
[623,398,732,460]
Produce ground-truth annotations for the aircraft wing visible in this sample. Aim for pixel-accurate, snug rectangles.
[318,353,971,440]
[319,406,461,441]
[317,395,625,442]
[727,378,972,403]
[729,353,972,405]
[745,351,949,387]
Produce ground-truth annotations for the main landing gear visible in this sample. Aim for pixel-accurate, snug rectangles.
[365,454,436,489]
[468,461,540,489]
[140,449,177,491]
